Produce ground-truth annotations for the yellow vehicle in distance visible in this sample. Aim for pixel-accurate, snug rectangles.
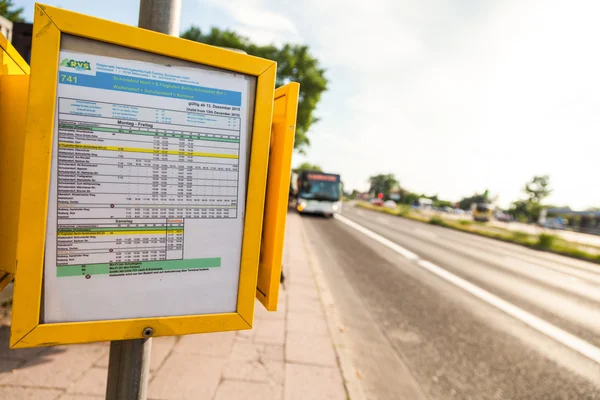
[472,203,493,222]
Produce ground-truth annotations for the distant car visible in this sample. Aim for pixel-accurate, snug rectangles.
[495,212,512,222]
[384,200,397,209]
[370,198,384,206]
[544,217,566,230]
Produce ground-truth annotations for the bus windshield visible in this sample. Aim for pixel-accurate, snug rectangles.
[299,180,340,201]
[476,204,491,212]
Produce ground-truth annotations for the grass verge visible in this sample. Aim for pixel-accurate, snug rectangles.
[355,202,600,264]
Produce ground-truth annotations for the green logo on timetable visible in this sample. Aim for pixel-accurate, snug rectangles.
[60,58,92,71]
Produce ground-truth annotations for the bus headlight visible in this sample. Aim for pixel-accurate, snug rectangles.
[332,204,339,211]
[298,201,307,211]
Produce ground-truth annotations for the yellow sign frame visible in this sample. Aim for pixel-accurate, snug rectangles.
[0,34,30,291]
[10,4,276,348]
[0,34,30,75]
[257,83,299,310]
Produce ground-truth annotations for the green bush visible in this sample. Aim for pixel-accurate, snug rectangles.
[356,202,398,216]
[510,231,530,244]
[537,233,557,249]
[379,207,399,216]
[398,206,412,216]
[551,242,592,258]
[355,201,600,264]
[512,231,528,239]
[561,247,587,259]
[429,216,445,226]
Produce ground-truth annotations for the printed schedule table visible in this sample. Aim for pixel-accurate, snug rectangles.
[56,218,194,277]
[41,48,254,323]
[55,97,240,276]
[57,97,241,218]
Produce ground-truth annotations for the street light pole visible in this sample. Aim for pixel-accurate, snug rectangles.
[138,0,182,36]
[105,2,182,399]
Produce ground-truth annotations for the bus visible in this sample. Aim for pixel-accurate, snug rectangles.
[472,203,493,222]
[293,171,341,217]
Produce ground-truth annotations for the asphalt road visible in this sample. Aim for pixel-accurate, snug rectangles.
[299,205,600,400]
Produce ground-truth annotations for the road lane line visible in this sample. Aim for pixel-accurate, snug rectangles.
[335,214,419,260]
[335,213,600,365]
[416,259,600,365]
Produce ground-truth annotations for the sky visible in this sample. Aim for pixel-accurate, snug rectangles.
[12,0,600,209]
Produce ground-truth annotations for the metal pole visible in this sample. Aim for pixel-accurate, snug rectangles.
[138,0,182,36]
[105,3,182,399]
[106,337,153,400]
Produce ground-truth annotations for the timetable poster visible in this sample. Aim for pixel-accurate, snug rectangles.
[43,50,254,323]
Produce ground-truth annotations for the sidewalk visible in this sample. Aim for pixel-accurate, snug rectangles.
[0,214,349,400]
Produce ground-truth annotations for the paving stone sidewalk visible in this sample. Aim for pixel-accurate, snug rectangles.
[0,213,348,400]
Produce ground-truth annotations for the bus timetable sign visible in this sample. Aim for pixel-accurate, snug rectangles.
[10,4,277,348]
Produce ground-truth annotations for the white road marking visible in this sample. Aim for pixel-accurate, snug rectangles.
[335,214,419,260]
[334,213,600,365]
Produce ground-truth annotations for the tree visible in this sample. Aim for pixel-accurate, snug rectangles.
[521,175,551,222]
[458,191,489,210]
[181,27,328,153]
[368,174,398,200]
[293,162,321,173]
[0,0,25,22]
[348,189,360,200]
[508,199,529,222]
[434,200,454,209]
[524,175,552,204]
[400,190,420,206]
[508,176,553,222]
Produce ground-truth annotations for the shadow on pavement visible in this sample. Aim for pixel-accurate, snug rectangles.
[287,207,331,220]
[0,325,67,373]
[297,213,330,219]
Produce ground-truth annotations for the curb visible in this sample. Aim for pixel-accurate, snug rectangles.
[298,216,367,400]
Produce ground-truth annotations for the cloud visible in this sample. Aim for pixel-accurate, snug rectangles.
[206,0,600,209]
[203,0,301,45]
[287,0,426,70]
